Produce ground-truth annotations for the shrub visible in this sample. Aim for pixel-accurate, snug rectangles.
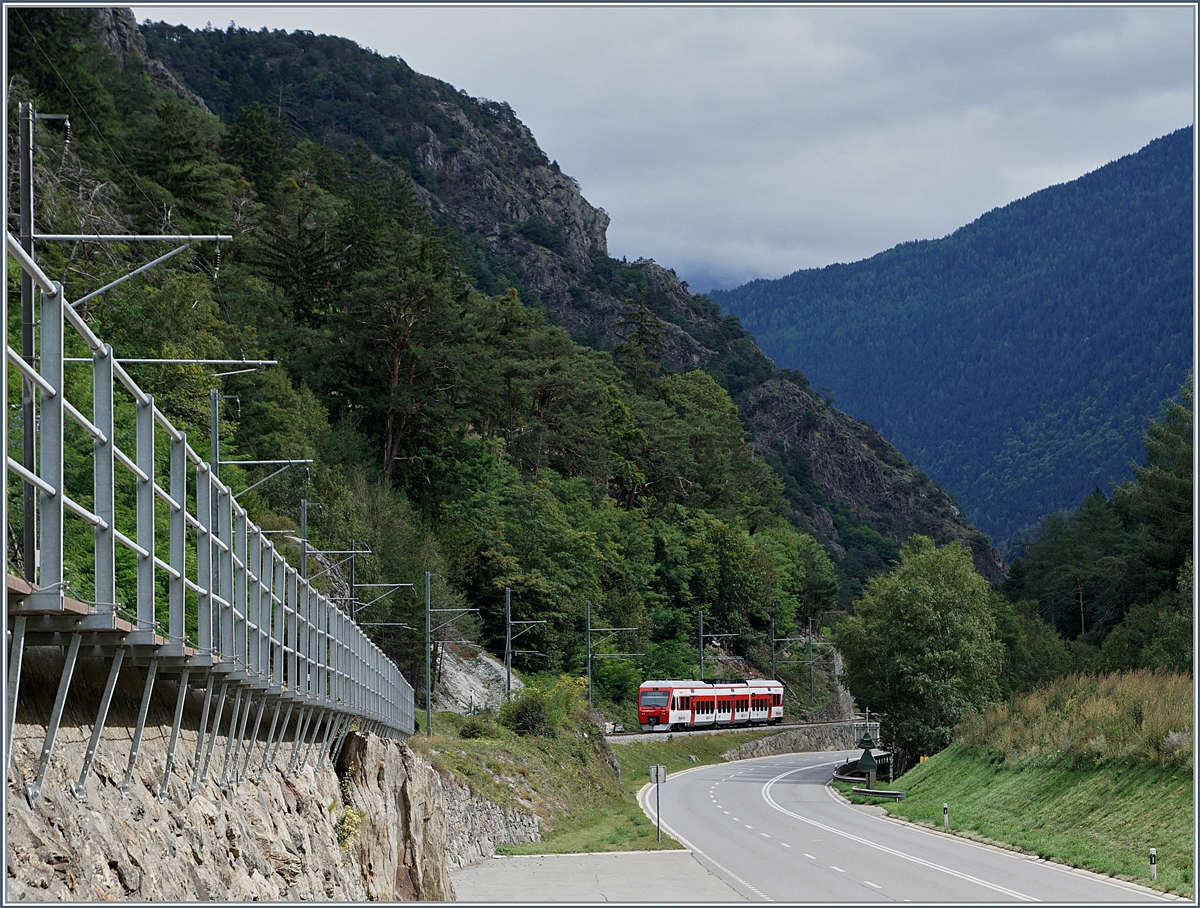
[500,688,557,737]
[459,715,498,739]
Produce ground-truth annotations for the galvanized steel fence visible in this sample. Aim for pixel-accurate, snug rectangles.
[4,232,415,805]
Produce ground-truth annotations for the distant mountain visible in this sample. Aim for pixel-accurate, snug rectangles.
[712,128,1193,550]
[129,13,1006,591]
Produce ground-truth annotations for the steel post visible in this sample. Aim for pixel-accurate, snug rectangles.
[217,488,233,659]
[238,694,267,783]
[70,647,125,801]
[219,687,244,787]
[286,707,313,776]
[199,681,229,786]
[197,464,213,653]
[158,668,190,801]
[135,395,156,631]
[93,345,115,612]
[169,432,187,643]
[209,389,220,478]
[37,282,65,602]
[120,657,159,796]
[234,507,248,673]
[19,103,35,582]
[188,674,216,795]
[263,700,294,777]
[273,551,286,688]
[6,616,28,774]
[25,632,81,804]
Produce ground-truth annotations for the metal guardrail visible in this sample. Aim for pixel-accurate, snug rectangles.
[851,786,906,800]
[4,231,415,805]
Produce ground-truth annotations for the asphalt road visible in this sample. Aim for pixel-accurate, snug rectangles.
[639,750,1172,903]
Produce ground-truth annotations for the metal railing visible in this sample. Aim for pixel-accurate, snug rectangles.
[4,231,414,804]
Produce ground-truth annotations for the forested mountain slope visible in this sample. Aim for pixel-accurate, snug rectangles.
[125,12,1003,592]
[713,129,1193,550]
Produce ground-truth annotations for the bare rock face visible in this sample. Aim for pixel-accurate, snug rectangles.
[336,733,455,901]
[740,377,1005,584]
[432,642,523,715]
[4,648,449,901]
[90,8,211,113]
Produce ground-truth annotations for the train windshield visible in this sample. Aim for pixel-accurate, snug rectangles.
[640,691,669,707]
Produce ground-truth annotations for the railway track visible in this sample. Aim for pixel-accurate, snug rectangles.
[604,720,832,744]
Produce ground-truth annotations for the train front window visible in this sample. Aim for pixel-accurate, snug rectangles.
[641,691,669,708]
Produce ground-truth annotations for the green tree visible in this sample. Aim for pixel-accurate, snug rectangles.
[1115,375,1193,575]
[221,101,290,203]
[836,536,1003,768]
[130,93,234,232]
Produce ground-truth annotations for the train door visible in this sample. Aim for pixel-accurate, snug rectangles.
[715,690,732,725]
[733,693,749,724]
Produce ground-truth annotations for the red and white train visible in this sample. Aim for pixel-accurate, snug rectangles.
[637,678,783,732]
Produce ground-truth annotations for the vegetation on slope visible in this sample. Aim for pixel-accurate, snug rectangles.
[1002,379,1192,667]
[843,671,1194,898]
[408,676,776,854]
[5,8,840,712]
[714,128,1193,550]
[128,12,1005,604]
[837,381,1191,776]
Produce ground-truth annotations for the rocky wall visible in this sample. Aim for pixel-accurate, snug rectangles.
[5,647,484,901]
[438,777,540,872]
[722,723,858,761]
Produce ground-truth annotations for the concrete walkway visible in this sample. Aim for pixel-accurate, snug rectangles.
[450,851,746,903]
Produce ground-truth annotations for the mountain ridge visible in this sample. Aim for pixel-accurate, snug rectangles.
[713,127,1193,548]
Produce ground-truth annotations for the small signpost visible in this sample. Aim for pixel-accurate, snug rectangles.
[650,765,667,842]
[857,732,878,789]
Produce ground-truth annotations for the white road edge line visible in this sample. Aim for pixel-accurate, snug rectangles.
[762,767,1038,902]
[638,783,772,902]
[818,764,1177,901]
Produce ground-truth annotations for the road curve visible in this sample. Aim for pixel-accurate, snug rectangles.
[639,750,1171,902]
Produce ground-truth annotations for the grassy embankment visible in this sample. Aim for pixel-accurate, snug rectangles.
[406,684,778,854]
[839,671,1194,898]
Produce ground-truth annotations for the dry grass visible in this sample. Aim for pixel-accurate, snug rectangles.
[956,670,1193,769]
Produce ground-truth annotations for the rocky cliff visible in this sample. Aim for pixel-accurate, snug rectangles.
[741,378,1005,583]
[5,647,537,901]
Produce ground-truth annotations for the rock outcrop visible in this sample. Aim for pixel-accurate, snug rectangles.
[432,642,523,716]
[90,8,212,114]
[740,377,1006,583]
[4,647,536,901]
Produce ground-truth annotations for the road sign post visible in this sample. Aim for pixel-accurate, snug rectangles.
[650,764,667,842]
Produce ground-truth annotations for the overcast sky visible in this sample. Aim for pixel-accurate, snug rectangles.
[130,4,1195,292]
